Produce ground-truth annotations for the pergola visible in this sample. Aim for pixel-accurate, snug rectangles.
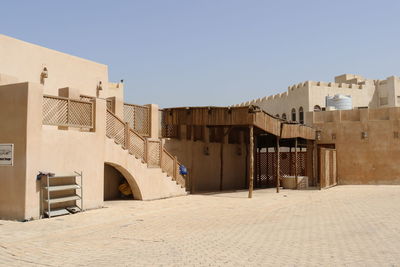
[163,105,316,197]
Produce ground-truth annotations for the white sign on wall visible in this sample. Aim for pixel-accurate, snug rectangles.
[0,144,14,166]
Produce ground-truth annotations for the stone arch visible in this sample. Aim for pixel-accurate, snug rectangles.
[104,161,143,200]
[314,105,322,112]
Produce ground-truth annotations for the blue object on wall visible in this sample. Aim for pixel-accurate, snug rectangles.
[179,165,188,175]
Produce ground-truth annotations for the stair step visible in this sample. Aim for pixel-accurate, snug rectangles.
[44,195,81,204]
[44,208,71,217]
[44,184,80,192]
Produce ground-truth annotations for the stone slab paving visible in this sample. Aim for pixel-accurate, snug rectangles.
[1,186,400,266]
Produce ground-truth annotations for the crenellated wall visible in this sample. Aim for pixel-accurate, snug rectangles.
[235,74,393,124]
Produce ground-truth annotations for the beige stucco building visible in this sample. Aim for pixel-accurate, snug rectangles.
[0,34,187,221]
[236,74,400,124]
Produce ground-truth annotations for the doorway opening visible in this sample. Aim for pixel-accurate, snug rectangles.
[104,163,134,200]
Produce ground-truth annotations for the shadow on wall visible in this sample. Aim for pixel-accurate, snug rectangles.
[104,163,135,201]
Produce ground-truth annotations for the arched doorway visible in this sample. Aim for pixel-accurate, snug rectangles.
[291,108,296,122]
[104,163,134,200]
[299,107,304,124]
[314,105,322,112]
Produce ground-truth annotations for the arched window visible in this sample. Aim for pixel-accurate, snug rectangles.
[275,114,280,118]
[282,113,287,120]
[299,107,304,124]
[314,105,321,112]
[291,108,296,121]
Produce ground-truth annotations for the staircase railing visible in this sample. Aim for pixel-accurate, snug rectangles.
[106,109,185,188]
[161,148,186,188]
[123,103,150,137]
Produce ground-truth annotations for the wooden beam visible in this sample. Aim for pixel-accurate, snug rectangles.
[295,138,298,190]
[248,126,254,198]
[276,136,280,193]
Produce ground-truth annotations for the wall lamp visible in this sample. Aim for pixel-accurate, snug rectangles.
[316,130,321,141]
[361,131,368,139]
[40,67,48,84]
[97,81,103,91]
[203,145,210,156]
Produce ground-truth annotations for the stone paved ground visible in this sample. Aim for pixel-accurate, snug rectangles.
[1,185,400,266]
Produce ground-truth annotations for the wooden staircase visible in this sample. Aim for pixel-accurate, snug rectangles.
[106,109,186,190]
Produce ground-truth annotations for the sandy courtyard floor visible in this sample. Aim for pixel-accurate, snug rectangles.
[1,185,400,266]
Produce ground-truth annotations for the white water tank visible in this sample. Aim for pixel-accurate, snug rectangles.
[326,94,352,110]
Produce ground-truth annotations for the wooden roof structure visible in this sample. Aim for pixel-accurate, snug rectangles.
[163,105,315,140]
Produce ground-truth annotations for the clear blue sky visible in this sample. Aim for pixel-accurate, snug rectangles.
[1,0,400,107]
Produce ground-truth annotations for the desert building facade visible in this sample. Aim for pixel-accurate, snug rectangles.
[307,108,400,185]
[236,74,400,124]
[2,33,400,222]
[0,34,187,221]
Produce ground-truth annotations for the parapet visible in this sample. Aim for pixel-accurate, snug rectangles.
[309,107,399,124]
[334,74,366,84]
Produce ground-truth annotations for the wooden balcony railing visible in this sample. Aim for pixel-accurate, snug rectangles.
[43,95,94,129]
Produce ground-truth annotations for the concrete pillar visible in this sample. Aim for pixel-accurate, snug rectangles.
[25,83,44,220]
[0,82,42,220]
[58,87,80,99]
[146,104,160,139]
[114,97,124,119]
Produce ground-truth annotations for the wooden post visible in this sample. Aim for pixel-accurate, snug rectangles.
[257,147,261,188]
[124,122,130,150]
[295,138,298,189]
[289,146,292,175]
[254,136,258,188]
[159,139,163,168]
[265,146,268,188]
[276,136,280,193]
[144,139,148,163]
[219,142,224,191]
[248,126,254,198]
[173,156,178,180]
[313,141,318,187]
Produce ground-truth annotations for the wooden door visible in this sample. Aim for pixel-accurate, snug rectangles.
[319,147,337,189]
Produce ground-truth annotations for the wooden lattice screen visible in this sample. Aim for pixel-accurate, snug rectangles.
[106,110,125,146]
[160,110,179,138]
[124,103,150,137]
[147,140,161,167]
[43,95,93,129]
[255,151,307,188]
